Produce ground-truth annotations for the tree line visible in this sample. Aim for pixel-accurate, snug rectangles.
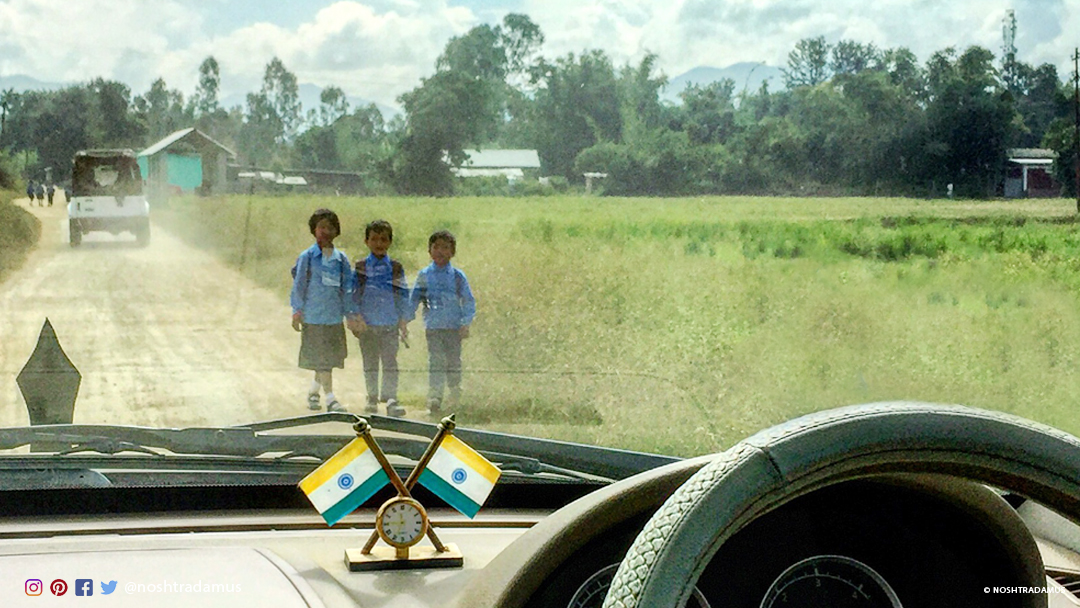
[0,16,1074,198]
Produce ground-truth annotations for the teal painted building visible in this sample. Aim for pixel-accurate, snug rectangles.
[137,128,235,197]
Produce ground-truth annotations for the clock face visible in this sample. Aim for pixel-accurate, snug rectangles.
[377,498,428,548]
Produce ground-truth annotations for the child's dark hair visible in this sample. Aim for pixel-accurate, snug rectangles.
[308,208,340,235]
[429,229,456,253]
[365,219,393,241]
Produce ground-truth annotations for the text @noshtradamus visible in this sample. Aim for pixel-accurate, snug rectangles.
[24,578,242,596]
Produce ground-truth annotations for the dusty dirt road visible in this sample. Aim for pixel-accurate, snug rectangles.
[1,198,317,428]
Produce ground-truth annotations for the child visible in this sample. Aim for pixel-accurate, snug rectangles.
[410,230,476,414]
[353,220,413,417]
[290,208,358,412]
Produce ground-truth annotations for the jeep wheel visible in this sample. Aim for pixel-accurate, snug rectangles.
[69,220,81,247]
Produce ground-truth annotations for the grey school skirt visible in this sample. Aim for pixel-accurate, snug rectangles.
[299,323,347,370]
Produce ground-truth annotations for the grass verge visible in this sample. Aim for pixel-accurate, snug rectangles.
[0,193,40,284]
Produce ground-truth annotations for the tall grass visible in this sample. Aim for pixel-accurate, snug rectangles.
[155,195,1080,456]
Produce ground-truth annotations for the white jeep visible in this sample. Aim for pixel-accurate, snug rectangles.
[67,149,150,247]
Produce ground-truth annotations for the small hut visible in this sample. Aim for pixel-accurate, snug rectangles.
[138,128,236,197]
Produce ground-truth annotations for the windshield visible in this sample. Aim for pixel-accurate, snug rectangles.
[71,152,143,197]
[0,2,1077,474]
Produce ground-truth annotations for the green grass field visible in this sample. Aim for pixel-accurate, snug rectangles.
[155,194,1080,457]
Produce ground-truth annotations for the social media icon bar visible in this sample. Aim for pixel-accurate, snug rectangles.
[25,579,42,596]
[75,579,94,596]
[51,579,68,596]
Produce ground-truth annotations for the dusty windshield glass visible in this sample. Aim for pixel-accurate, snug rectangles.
[0,2,1077,466]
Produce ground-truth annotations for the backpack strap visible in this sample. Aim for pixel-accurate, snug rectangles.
[391,259,405,311]
[417,267,464,311]
[354,258,404,309]
[300,249,348,308]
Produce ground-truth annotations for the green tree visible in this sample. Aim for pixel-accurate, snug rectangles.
[1013,63,1067,148]
[238,91,281,166]
[677,79,736,145]
[133,78,189,143]
[916,46,1019,197]
[530,50,622,179]
[390,16,542,194]
[262,57,302,141]
[831,40,880,76]
[783,36,831,88]
[880,47,925,101]
[89,78,144,147]
[193,56,221,116]
[318,86,350,127]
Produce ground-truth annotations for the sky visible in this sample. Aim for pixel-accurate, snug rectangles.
[0,0,1074,109]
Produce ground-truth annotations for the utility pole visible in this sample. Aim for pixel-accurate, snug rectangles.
[1074,48,1079,213]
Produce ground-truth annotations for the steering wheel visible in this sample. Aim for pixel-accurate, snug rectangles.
[602,402,1080,608]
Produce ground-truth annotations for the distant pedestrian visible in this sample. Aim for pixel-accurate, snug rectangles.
[353,219,413,417]
[410,230,476,414]
[46,183,55,206]
[290,208,359,413]
[26,180,34,204]
[33,181,45,206]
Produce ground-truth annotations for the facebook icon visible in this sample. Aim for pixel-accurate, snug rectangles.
[75,579,93,596]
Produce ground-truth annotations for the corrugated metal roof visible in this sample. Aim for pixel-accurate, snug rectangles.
[138,128,236,159]
[461,149,540,169]
[1007,148,1056,160]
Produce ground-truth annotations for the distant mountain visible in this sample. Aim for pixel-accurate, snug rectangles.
[0,74,70,93]
[219,84,400,121]
[662,63,785,104]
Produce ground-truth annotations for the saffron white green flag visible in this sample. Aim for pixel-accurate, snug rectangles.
[417,435,501,518]
[299,436,389,526]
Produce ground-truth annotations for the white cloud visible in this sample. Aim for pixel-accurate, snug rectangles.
[0,0,1073,108]
[0,0,200,91]
[0,0,477,107]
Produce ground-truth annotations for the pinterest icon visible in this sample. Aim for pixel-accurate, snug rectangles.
[50,579,68,596]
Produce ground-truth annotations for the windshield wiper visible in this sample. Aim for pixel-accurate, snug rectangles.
[0,412,678,481]
[241,413,678,480]
[0,417,357,460]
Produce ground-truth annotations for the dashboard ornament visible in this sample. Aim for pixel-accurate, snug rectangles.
[340,414,500,571]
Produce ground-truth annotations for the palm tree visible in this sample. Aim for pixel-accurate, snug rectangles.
[0,88,15,146]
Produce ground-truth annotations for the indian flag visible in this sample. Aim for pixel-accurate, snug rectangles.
[299,437,389,526]
[417,435,501,518]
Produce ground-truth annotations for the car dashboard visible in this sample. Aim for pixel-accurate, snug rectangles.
[4,404,1080,608]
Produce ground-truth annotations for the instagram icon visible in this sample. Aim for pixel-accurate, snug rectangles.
[25,579,42,596]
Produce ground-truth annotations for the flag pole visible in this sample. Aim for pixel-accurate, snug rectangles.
[402,413,457,490]
[354,417,448,554]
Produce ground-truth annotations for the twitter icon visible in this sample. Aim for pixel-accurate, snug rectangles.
[100,580,117,595]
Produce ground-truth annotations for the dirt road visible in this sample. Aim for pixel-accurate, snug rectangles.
[1,199,315,428]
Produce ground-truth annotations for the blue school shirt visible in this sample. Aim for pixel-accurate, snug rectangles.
[289,244,357,325]
[409,262,476,330]
[357,253,413,326]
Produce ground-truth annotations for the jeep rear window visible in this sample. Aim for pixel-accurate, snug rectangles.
[72,156,142,197]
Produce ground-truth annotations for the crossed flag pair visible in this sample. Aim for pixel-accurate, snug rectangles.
[299,416,501,527]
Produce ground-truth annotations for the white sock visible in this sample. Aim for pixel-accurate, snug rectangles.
[325,392,337,404]
[309,380,320,396]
